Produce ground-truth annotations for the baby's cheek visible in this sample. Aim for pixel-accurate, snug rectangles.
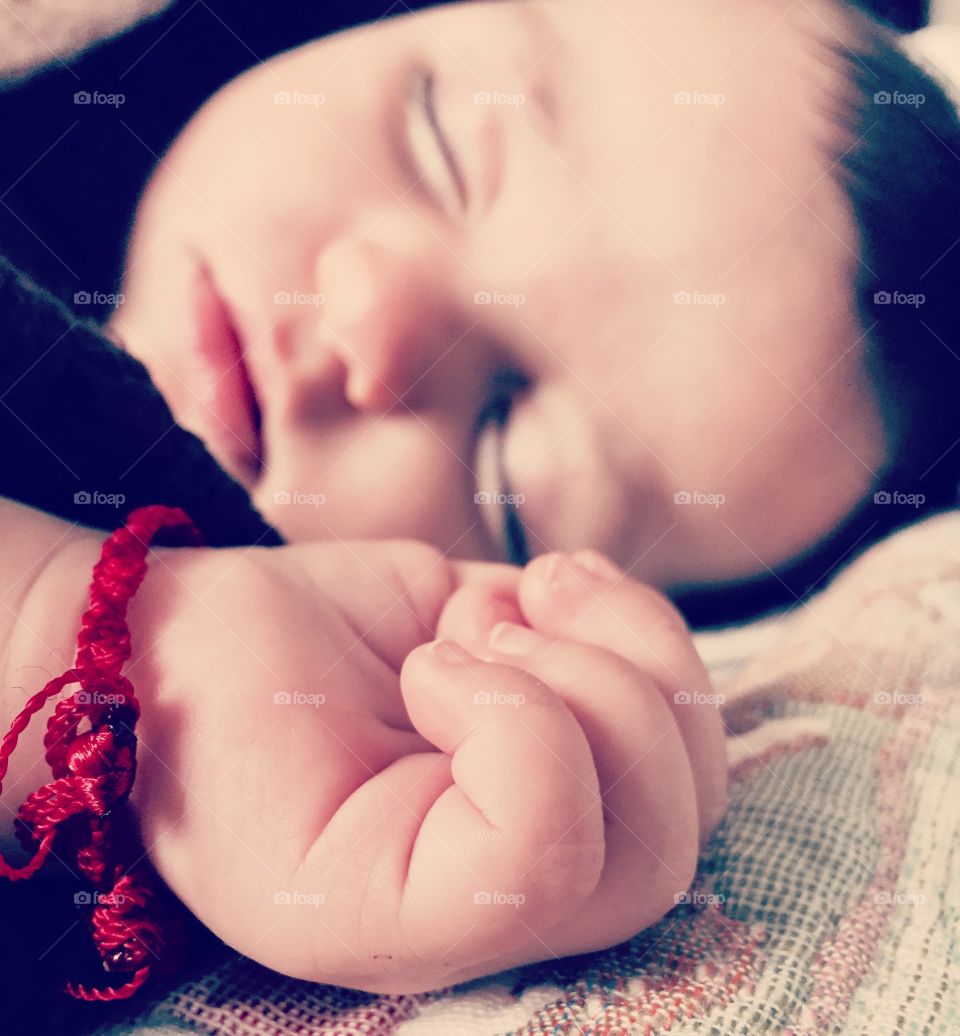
[435,581,524,652]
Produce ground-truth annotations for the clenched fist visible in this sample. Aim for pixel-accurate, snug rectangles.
[13,533,726,994]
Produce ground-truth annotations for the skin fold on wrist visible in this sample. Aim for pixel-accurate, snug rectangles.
[0,503,101,860]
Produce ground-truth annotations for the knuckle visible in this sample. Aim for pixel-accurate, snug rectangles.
[642,831,701,927]
[526,835,605,908]
[629,599,697,666]
[566,645,638,687]
[380,540,457,634]
[700,780,729,841]
[630,582,690,634]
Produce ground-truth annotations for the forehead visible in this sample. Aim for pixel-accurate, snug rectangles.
[507,0,858,353]
[394,0,862,407]
[549,0,850,222]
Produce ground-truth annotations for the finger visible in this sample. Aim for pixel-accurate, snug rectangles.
[449,559,522,592]
[396,639,604,961]
[518,551,727,845]
[434,574,523,645]
[483,621,698,943]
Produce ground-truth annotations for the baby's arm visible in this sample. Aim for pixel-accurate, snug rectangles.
[0,499,105,856]
[1,519,727,993]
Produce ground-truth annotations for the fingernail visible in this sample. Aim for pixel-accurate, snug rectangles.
[544,553,605,593]
[487,621,543,656]
[571,550,623,582]
[427,639,474,664]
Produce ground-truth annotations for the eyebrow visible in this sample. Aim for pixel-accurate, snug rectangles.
[513,3,563,141]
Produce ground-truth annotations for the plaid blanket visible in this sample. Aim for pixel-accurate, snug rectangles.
[80,508,959,1035]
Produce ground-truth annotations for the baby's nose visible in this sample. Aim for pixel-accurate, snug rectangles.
[312,235,443,413]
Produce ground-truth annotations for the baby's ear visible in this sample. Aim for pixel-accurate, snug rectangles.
[435,564,524,654]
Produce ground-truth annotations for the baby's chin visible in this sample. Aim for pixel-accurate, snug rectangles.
[103,307,157,376]
[102,309,131,353]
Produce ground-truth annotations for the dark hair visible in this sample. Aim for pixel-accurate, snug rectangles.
[833,14,960,517]
[674,13,960,629]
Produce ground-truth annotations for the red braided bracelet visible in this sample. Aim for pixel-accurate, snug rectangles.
[0,504,201,1001]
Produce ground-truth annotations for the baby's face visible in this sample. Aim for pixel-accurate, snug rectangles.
[110,0,885,590]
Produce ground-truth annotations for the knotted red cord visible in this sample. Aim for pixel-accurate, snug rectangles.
[0,505,201,1000]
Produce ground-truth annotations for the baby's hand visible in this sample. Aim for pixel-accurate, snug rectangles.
[26,537,725,994]
[434,550,728,960]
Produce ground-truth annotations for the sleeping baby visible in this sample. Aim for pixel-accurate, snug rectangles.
[2,0,959,997]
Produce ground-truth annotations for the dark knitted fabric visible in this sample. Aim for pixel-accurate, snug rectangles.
[0,253,281,547]
[0,257,282,1031]
[0,0,447,319]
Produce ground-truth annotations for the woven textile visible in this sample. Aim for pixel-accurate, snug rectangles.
[0,0,171,85]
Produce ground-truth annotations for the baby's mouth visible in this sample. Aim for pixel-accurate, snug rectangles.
[183,255,264,485]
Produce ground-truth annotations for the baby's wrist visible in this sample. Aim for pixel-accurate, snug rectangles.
[0,503,104,856]
[0,503,215,859]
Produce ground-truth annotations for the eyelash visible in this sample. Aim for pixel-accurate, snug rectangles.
[410,67,468,212]
[406,71,525,562]
[478,370,530,566]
